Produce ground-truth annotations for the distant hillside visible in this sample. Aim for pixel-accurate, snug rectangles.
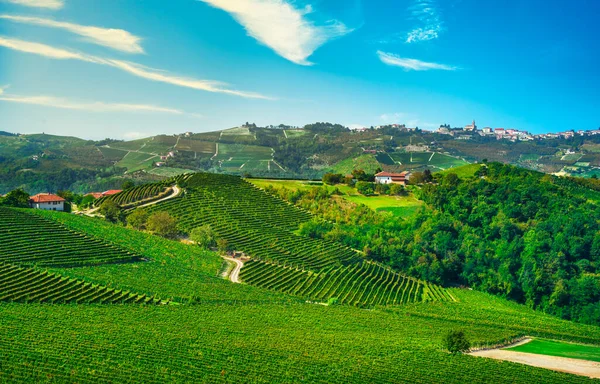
[3,124,600,193]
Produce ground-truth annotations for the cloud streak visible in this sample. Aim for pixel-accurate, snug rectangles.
[406,0,443,43]
[0,15,144,54]
[0,36,271,99]
[377,51,457,71]
[2,0,64,9]
[200,0,352,65]
[0,93,195,115]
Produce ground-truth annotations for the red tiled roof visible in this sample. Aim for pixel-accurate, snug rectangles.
[85,192,103,199]
[30,193,65,203]
[102,190,122,196]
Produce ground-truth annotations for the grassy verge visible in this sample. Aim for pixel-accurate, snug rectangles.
[505,338,600,362]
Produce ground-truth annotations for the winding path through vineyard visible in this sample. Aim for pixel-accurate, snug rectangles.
[222,256,243,283]
[135,186,181,208]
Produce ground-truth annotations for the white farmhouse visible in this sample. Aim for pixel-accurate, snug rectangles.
[29,193,65,211]
[374,171,411,186]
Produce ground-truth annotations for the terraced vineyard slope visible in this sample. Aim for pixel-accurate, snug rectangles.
[0,208,143,267]
[94,174,191,208]
[146,173,451,305]
[0,262,161,304]
[240,260,453,306]
[147,173,359,270]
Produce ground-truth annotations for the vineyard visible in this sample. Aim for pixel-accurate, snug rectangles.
[0,208,142,267]
[0,262,160,304]
[1,296,599,383]
[240,260,453,305]
[94,174,191,208]
[1,177,600,382]
[145,173,452,305]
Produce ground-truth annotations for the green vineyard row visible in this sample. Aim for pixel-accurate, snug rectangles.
[146,173,360,271]
[94,174,192,208]
[0,208,142,267]
[0,262,162,304]
[240,259,454,306]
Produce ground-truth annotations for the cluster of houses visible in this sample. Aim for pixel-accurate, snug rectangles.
[350,119,598,143]
[26,190,122,212]
[437,120,600,142]
[156,151,176,167]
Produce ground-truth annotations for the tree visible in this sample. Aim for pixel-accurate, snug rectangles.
[216,238,230,253]
[79,194,96,209]
[389,184,407,196]
[409,172,425,185]
[443,329,471,354]
[190,224,216,248]
[356,181,375,195]
[57,190,75,202]
[122,180,135,190]
[146,211,178,238]
[423,169,433,183]
[322,172,343,185]
[375,183,390,195]
[127,209,149,230]
[99,200,124,223]
[0,189,30,208]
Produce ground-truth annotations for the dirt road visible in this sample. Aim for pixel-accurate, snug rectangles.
[222,256,243,283]
[470,339,600,379]
[135,186,181,208]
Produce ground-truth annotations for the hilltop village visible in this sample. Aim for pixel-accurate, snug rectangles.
[352,120,600,142]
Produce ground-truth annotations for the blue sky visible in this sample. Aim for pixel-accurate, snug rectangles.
[0,0,598,139]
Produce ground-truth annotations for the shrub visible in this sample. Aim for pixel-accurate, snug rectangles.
[190,225,216,248]
[443,329,471,354]
[127,209,149,230]
[146,211,178,238]
[0,189,30,208]
[322,173,343,185]
[389,184,407,196]
[356,181,375,195]
[99,200,124,223]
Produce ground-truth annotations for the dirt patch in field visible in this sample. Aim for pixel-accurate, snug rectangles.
[470,339,600,379]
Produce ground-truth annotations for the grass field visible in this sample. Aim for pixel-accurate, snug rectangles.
[98,146,128,161]
[330,154,381,175]
[505,339,600,362]
[147,167,194,177]
[220,126,253,136]
[284,129,308,138]
[249,178,424,218]
[175,138,216,154]
[389,152,468,170]
[116,151,159,172]
[437,163,483,178]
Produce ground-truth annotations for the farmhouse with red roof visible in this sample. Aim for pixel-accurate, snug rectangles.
[29,193,65,211]
[102,190,122,196]
[374,171,411,186]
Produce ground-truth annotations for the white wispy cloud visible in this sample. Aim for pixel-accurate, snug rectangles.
[377,51,457,71]
[2,0,64,9]
[406,0,443,43]
[380,112,408,123]
[0,36,271,99]
[0,15,144,54]
[200,0,352,65]
[0,93,197,115]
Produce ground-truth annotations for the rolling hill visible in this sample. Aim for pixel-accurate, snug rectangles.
[3,124,600,194]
